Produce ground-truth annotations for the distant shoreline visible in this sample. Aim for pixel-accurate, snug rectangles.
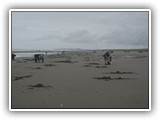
[12,48,148,53]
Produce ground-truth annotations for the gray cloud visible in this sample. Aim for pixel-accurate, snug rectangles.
[62,29,99,43]
[12,11,149,50]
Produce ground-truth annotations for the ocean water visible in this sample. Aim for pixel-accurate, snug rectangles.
[14,52,56,58]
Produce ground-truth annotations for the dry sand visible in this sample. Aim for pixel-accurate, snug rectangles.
[11,50,149,109]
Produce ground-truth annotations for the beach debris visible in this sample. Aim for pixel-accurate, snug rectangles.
[16,60,27,63]
[32,84,45,87]
[26,67,42,69]
[12,75,33,81]
[55,60,77,63]
[133,56,147,59]
[94,76,111,81]
[83,59,90,61]
[35,67,42,69]
[83,62,99,67]
[88,62,99,65]
[83,56,90,61]
[23,58,34,61]
[94,76,129,81]
[44,64,55,67]
[28,83,52,88]
[104,71,136,74]
[95,66,107,68]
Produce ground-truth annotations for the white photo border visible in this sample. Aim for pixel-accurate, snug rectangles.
[9,9,151,111]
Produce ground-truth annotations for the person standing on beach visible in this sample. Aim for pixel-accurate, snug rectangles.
[103,51,112,65]
[12,54,16,61]
[34,54,44,63]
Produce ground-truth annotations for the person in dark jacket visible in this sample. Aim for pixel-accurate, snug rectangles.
[12,54,16,61]
[34,54,44,63]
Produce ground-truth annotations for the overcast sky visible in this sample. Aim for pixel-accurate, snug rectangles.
[12,11,149,50]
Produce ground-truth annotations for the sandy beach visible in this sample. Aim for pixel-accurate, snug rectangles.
[11,50,149,109]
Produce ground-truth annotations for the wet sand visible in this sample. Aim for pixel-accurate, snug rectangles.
[11,50,149,109]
